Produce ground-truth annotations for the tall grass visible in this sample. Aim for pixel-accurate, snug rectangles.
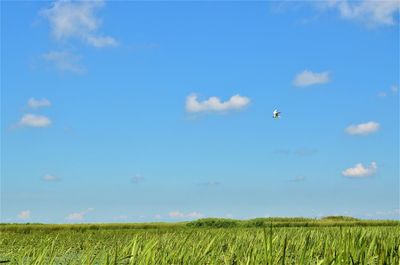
[1,224,399,264]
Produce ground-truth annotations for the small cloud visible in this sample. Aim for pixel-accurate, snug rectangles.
[375,208,400,216]
[66,208,94,221]
[345,121,379,135]
[41,0,118,48]
[274,148,291,155]
[112,215,128,220]
[28,98,51,109]
[317,0,400,27]
[391,85,398,94]
[342,161,377,178]
[295,148,317,156]
[85,35,118,48]
[378,91,387,98]
[42,174,61,182]
[18,210,31,220]
[42,51,85,74]
[291,176,306,182]
[293,70,330,87]
[132,175,144,184]
[168,211,203,219]
[128,43,160,52]
[378,84,398,98]
[19,113,51,128]
[154,214,162,219]
[186,94,250,113]
[199,181,221,187]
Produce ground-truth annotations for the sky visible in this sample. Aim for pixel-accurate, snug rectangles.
[1,0,399,223]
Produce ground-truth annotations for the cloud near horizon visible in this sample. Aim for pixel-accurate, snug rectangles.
[342,161,377,178]
[66,208,94,221]
[293,70,330,87]
[186,94,250,113]
[168,211,203,219]
[345,121,380,135]
[18,210,31,220]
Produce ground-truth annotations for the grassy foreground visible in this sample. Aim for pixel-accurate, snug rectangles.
[1,217,399,264]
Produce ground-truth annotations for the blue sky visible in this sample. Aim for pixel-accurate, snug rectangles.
[1,0,399,223]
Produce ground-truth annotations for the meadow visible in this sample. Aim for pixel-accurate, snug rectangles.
[1,217,399,264]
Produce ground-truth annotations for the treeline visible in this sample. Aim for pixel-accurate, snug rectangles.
[186,217,399,228]
[1,216,399,232]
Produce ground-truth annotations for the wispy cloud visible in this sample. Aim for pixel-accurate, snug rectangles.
[199,181,221,187]
[66,208,94,221]
[112,215,129,220]
[41,174,61,182]
[186,94,250,113]
[42,51,85,74]
[19,113,51,128]
[318,0,400,27]
[18,210,31,220]
[391,84,398,93]
[378,84,398,98]
[28,98,51,109]
[290,176,306,182]
[345,121,380,135]
[378,91,387,98]
[274,148,291,155]
[342,161,377,178]
[295,148,317,157]
[41,0,118,48]
[132,174,144,184]
[154,214,162,219]
[168,211,203,219]
[274,148,317,156]
[293,70,331,87]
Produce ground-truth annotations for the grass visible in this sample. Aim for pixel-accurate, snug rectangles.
[1,218,399,264]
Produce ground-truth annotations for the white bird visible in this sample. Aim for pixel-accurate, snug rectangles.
[273,109,281,119]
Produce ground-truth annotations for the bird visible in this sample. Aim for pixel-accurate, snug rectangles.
[273,109,281,119]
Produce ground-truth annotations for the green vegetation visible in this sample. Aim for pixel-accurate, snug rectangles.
[1,218,399,264]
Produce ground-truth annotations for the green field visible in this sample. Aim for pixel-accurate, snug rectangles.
[1,217,399,264]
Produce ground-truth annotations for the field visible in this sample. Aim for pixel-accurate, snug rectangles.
[1,218,399,265]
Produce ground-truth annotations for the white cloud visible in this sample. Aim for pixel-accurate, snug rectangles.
[345,121,380,135]
[186,94,250,113]
[320,0,400,27]
[168,211,203,219]
[28,98,51,109]
[18,210,31,220]
[293,70,330,87]
[19,114,51,128]
[66,208,94,221]
[41,0,118,48]
[42,51,85,74]
[42,174,60,182]
[342,161,377,178]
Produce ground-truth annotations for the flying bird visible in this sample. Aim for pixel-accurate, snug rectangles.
[273,109,281,119]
